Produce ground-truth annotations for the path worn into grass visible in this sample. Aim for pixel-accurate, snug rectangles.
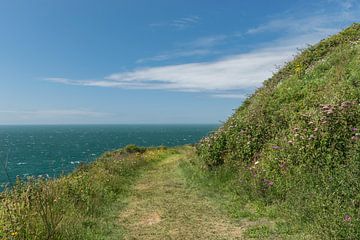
[117,152,246,240]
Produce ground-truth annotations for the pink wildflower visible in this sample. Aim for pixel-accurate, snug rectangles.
[344,214,352,222]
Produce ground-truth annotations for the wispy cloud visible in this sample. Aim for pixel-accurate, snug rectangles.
[327,0,357,11]
[211,94,248,99]
[136,49,212,63]
[137,35,228,63]
[136,35,230,63]
[0,109,108,117]
[183,35,228,48]
[150,16,200,30]
[47,4,360,97]
[247,15,339,35]
[247,1,359,36]
[45,23,339,92]
[0,109,111,124]
[46,43,295,92]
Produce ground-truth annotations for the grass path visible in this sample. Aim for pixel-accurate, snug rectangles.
[116,150,247,239]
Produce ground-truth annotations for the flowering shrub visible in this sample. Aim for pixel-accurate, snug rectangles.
[197,127,227,168]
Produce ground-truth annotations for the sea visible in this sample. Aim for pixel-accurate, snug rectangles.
[0,124,217,187]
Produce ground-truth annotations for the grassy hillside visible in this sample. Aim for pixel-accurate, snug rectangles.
[197,23,360,239]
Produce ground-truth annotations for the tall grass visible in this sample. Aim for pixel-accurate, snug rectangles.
[196,23,360,239]
[0,145,173,239]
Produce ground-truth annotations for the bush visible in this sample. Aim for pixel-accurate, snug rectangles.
[122,144,146,154]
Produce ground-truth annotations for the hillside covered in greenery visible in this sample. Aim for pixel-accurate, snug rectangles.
[1,24,360,240]
[197,23,360,239]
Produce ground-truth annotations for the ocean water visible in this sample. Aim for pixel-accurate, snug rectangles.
[0,124,217,186]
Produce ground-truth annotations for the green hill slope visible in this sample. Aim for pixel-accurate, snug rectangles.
[197,23,360,239]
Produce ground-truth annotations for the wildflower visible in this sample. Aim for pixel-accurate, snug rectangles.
[351,127,358,131]
[320,104,331,110]
[351,136,359,141]
[344,214,352,222]
[340,101,352,109]
[263,179,274,187]
[320,104,335,115]
[280,162,287,169]
[11,232,18,236]
[288,140,294,145]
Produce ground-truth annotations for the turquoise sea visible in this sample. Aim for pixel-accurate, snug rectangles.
[0,125,217,186]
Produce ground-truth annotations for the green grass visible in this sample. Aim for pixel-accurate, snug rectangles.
[116,146,248,239]
[0,145,174,240]
[180,147,313,239]
[196,23,360,239]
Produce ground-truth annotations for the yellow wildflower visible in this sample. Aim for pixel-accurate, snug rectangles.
[295,63,302,76]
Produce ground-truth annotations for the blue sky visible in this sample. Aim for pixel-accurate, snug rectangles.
[0,0,359,124]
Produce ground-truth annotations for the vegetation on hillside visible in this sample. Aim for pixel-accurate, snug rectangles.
[0,146,173,239]
[196,23,360,239]
[1,23,360,240]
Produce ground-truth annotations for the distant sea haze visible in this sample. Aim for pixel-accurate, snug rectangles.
[0,124,217,186]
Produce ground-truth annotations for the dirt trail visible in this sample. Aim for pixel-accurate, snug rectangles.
[117,153,246,240]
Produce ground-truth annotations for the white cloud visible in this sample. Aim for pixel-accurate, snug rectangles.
[45,25,332,93]
[0,109,111,124]
[248,15,342,35]
[327,0,357,10]
[0,109,108,118]
[183,35,228,48]
[46,43,295,92]
[136,49,212,63]
[247,1,359,36]
[150,16,200,30]
[106,46,294,91]
[211,94,248,99]
[47,5,360,96]
[136,35,228,63]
